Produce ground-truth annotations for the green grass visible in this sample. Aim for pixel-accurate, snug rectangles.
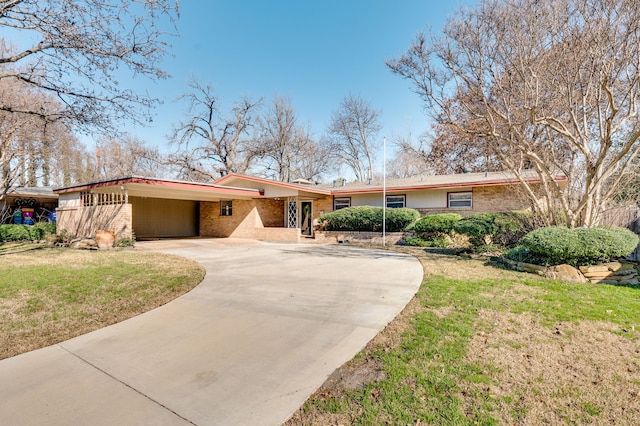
[290,251,640,425]
[0,244,205,359]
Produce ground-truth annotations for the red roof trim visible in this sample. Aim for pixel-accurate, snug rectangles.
[330,176,567,195]
[53,176,261,196]
[214,173,332,195]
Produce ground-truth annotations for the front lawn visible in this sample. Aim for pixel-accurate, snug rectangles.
[0,244,205,360]
[287,247,640,425]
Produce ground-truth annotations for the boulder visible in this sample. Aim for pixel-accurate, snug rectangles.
[544,264,587,283]
[71,238,98,250]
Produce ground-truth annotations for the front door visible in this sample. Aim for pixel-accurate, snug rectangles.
[300,201,312,236]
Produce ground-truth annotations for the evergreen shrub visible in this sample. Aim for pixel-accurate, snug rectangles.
[413,213,461,234]
[521,226,639,265]
[320,206,420,232]
[0,223,56,242]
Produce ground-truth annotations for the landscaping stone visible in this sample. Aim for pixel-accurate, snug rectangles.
[70,238,98,250]
[521,263,547,274]
[544,264,587,283]
[579,265,610,273]
[500,256,638,284]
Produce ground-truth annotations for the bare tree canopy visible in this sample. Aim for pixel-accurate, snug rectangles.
[170,79,261,181]
[255,97,331,182]
[0,0,178,132]
[328,95,381,182]
[388,0,640,227]
[391,123,503,177]
[91,135,163,180]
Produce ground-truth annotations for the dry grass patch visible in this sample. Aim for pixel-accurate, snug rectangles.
[466,310,640,425]
[0,245,205,360]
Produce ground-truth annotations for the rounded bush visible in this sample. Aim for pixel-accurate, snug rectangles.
[0,223,57,242]
[522,226,639,265]
[452,211,533,247]
[320,206,419,232]
[413,213,461,234]
[575,227,639,261]
[453,213,497,237]
[0,224,32,242]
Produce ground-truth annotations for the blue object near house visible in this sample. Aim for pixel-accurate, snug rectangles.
[13,209,22,224]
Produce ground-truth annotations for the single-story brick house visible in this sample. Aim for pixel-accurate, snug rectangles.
[53,170,565,242]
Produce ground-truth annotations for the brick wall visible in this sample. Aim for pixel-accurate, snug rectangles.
[319,231,406,245]
[313,196,333,219]
[56,204,132,239]
[200,199,299,241]
[472,185,531,213]
[255,198,285,227]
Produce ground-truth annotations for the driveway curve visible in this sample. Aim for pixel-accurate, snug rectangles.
[0,239,423,425]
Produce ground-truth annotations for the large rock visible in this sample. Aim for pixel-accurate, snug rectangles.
[544,264,587,283]
[71,238,98,250]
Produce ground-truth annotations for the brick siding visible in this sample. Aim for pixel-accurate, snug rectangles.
[56,204,132,239]
[200,199,299,242]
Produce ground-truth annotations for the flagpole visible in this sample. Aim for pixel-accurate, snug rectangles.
[383,136,386,247]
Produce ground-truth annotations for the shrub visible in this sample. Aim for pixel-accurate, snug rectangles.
[0,224,32,242]
[385,208,420,232]
[492,211,534,246]
[320,206,420,232]
[521,226,639,265]
[575,227,639,262]
[453,211,533,247]
[0,222,57,242]
[454,213,497,240]
[413,213,461,234]
[115,237,136,247]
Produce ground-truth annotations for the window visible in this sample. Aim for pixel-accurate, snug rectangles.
[386,195,406,209]
[448,192,472,208]
[220,200,233,216]
[334,198,351,210]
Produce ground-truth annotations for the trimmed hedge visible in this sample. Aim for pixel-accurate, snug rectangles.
[413,213,461,234]
[0,223,56,242]
[320,206,420,232]
[521,226,639,265]
[453,211,533,247]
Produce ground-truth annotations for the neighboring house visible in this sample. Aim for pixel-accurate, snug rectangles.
[53,170,565,242]
[0,187,58,224]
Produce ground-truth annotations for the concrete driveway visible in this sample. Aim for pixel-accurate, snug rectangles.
[0,239,423,425]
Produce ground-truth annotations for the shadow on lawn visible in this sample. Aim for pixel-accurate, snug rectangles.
[0,242,49,256]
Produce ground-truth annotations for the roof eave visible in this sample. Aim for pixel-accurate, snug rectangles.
[330,176,567,195]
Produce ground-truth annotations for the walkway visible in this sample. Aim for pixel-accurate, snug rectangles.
[0,239,423,425]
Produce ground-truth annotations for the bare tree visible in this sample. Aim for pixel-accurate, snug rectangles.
[328,95,381,182]
[0,79,48,195]
[388,0,640,227]
[0,1,177,131]
[92,135,164,180]
[49,130,94,187]
[391,123,503,177]
[387,131,433,178]
[255,97,331,182]
[170,80,261,180]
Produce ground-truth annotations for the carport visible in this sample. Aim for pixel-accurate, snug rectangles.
[54,176,261,240]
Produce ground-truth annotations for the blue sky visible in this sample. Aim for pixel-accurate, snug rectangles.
[121,0,471,157]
